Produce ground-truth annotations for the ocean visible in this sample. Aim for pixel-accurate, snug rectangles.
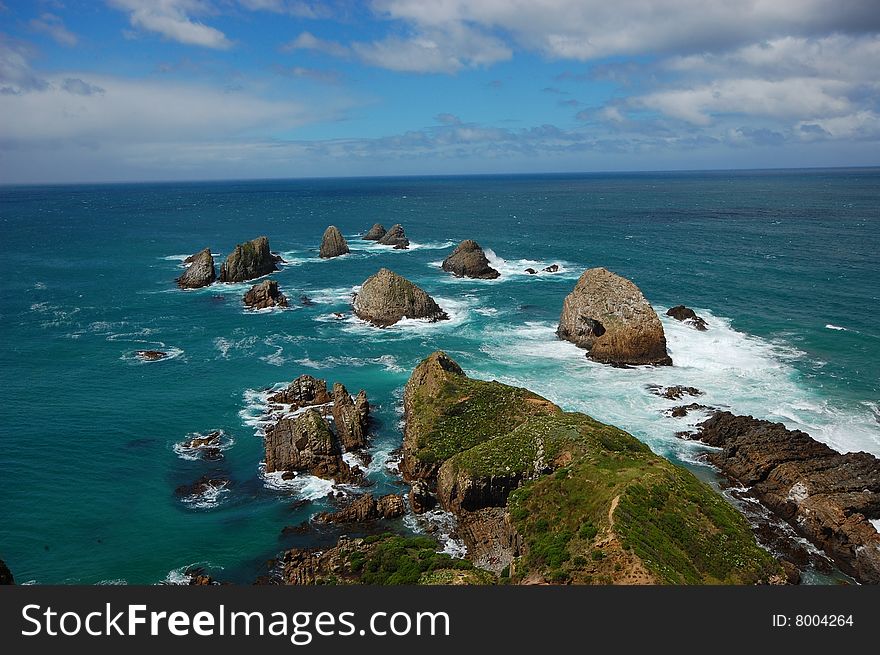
[1,169,878,585]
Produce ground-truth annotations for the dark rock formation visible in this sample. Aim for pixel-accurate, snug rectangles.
[363,223,387,240]
[543,264,559,273]
[666,305,708,331]
[665,403,710,418]
[135,350,168,361]
[0,559,13,585]
[377,224,409,249]
[185,567,217,586]
[331,382,370,450]
[263,409,357,481]
[319,226,350,259]
[176,247,216,289]
[174,475,229,498]
[557,267,672,366]
[694,411,880,584]
[648,385,703,400]
[409,480,436,514]
[315,493,405,523]
[243,279,288,310]
[268,374,331,409]
[300,295,315,306]
[524,268,537,275]
[219,236,278,283]
[441,240,500,279]
[353,268,448,326]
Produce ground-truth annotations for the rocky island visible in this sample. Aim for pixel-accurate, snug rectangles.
[362,223,387,240]
[441,240,500,279]
[319,225,350,258]
[243,279,288,310]
[353,268,448,326]
[377,223,410,249]
[219,236,279,283]
[176,247,216,289]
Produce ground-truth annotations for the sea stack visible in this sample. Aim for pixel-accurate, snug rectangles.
[219,236,278,283]
[666,305,708,330]
[377,224,410,249]
[176,247,216,289]
[363,223,387,240]
[319,226,350,259]
[441,240,500,279]
[243,279,288,310]
[557,267,672,366]
[353,268,448,326]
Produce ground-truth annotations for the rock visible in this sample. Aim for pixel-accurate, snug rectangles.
[363,223,387,240]
[441,240,500,279]
[300,295,315,306]
[409,480,437,514]
[664,403,709,418]
[264,409,346,479]
[319,225,350,259]
[176,247,216,289]
[315,493,406,523]
[0,558,13,585]
[377,494,406,518]
[281,522,311,536]
[557,267,672,366]
[353,268,448,326]
[219,236,278,283]
[543,264,559,273]
[331,383,370,450]
[135,350,168,361]
[666,305,708,331]
[174,476,229,498]
[182,431,221,449]
[268,374,331,409]
[694,411,880,584]
[243,279,288,310]
[185,567,216,586]
[524,268,537,275]
[648,385,703,400]
[377,224,409,249]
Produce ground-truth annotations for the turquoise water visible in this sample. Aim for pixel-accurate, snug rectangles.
[1,169,878,584]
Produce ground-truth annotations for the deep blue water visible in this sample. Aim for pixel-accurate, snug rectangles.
[1,169,878,584]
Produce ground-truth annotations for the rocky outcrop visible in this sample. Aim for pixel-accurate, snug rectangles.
[353,268,448,326]
[666,305,708,331]
[243,279,288,310]
[319,226,350,259]
[315,493,406,523]
[0,558,13,585]
[219,236,278,283]
[135,350,168,361]
[268,374,331,409]
[363,223,387,240]
[648,385,703,400]
[409,480,437,514]
[557,267,672,366]
[174,475,229,498]
[331,382,369,450]
[441,240,500,279]
[693,411,880,584]
[456,508,523,574]
[377,224,410,249]
[525,268,537,275]
[543,264,559,273]
[176,247,216,289]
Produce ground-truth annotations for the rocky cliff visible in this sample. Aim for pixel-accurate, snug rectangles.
[441,240,500,279]
[176,247,216,289]
[353,268,448,326]
[319,225,350,258]
[693,411,880,584]
[219,236,278,283]
[557,267,672,366]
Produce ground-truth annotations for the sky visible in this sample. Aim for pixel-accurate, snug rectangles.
[1,0,879,183]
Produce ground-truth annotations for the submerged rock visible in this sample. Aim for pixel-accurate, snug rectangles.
[300,295,316,306]
[694,411,880,584]
[441,240,500,279]
[174,475,229,498]
[557,267,672,366]
[135,350,168,362]
[353,268,448,326]
[666,305,708,330]
[243,279,288,310]
[377,224,409,249]
[543,264,559,273]
[219,236,278,283]
[363,223,387,240]
[176,247,216,289]
[319,225,350,259]
[331,382,370,450]
[0,559,13,585]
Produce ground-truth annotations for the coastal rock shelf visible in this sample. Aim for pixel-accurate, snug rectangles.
[692,411,880,584]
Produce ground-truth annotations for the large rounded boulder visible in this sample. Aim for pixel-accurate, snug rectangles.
[219,236,278,283]
[557,267,672,366]
[319,226,350,258]
[353,268,447,326]
[441,240,500,279]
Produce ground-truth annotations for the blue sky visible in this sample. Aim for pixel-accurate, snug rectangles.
[1,0,879,183]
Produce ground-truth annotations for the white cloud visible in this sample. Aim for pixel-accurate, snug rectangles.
[281,31,350,58]
[0,36,48,94]
[28,12,78,47]
[108,0,232,49]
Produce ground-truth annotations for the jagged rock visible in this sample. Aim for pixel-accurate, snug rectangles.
[666,305,708,330]
[377,224,409,249]
[319,226,350,259]
[332,383,370,450]
[456,508,523,574]
[268,375,331,409]
[543,264,559,273]
[353,268,448,326]
[315,493,405,523]
[648,385,703,400]
[363,223,387,240]
[694,411,880,584]
[219,236,278,283]
[243,279,288,310]
[181,431,221,449]
[376,494,406,518]
[135,350,168,361]
[665,403,710,418]
[409,480,436,514]
[264,409,352,481]
[524,268,537,275]
[557,267,672,366]
[185,567,217,586]
[174,475,229,498]
[176,247,216,289]
[441,240,500,279]
[0,559,13,585]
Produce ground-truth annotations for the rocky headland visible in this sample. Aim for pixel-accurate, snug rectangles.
[219,236,279,283]
[353,268,448,326]
[176,247,216,289]
[243,279,288,310]
[557,267,672,366]
[319,225,350,259]
[441,240,500,279]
